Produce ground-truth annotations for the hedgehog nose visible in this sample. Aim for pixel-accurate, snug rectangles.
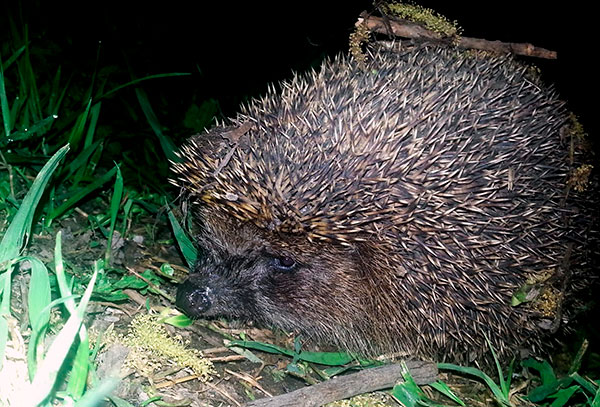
[175,281,212,317]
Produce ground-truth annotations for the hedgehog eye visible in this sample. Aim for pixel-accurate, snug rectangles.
[272,255,296,272]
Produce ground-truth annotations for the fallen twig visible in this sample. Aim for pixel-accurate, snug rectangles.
[244,360,437,407]
[357,13,557,59]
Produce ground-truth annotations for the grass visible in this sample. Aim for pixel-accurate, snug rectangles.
[0,20,189,406]
[0,146,110,406]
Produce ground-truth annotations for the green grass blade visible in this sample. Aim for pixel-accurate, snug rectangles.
[98,72,190,100]
[0,144,70,263]
[105,164,123,264]
[391,364,450,407]
[484,334,509,397]
[225,341,264,364]
[28,262,99,406]
[73,376,119,407]
[135,87,179,162]
[68,98,92,149]
[120,197,133,237]
[22,29,42,124]
[2,114,58,144]
[49,70,72,118]
[83,101,101,149]
[72,102,102,185]
[55,228,92,399]
[9,90,26,130]
[392,381,421,407]
[166,201,197,268]
[67,335,91,399]
[54,231,74,308]
[26,257,51,379]
[568,339,588,375]
[438,363,511,406]
[52,230,91,399]
[107,394,137,407]
[430,380,466,406]
[571,372,597,395]
[228,340,357,365]
[0,258,13,369]
[592,385,600,407]
[549,385,580,407]
[0,45,26,71]
[47,165,117,222]
[47,66,62,116]
[62,140,102,180]
[0,54,12,137]
[505,358,515,392]
[162,314,193,327]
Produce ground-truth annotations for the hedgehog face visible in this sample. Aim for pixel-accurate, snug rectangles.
[175,213,377,348]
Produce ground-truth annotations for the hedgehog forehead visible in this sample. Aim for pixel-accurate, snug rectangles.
[199,209,264,256]
[200,208,328,260]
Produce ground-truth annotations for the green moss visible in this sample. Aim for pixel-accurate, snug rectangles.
[568,113,588,142]
[569,164,594,193]
[121,313,215,381]
[349,22,371,68]
[383,2,461,37]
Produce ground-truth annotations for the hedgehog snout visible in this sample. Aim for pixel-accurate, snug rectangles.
[176,279,212,317]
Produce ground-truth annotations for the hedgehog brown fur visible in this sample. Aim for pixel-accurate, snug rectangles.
[171,43,597,364]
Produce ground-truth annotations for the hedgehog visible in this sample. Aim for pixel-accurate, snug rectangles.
[171,43,596,364]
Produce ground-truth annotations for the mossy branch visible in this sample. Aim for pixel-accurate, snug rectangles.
[357,12,557,59]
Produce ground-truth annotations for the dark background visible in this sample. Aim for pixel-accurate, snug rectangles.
[1,1,596,141]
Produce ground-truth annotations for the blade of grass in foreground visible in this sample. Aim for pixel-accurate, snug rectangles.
[0,144,70,263]
[0,144,69,369]
[72,376,119,407]
[56,227,101,399]
[26,257,51,378]
[27,262,99,407]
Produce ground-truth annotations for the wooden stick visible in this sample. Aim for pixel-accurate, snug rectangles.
[244,360,437,407]
[357,13,557,59]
